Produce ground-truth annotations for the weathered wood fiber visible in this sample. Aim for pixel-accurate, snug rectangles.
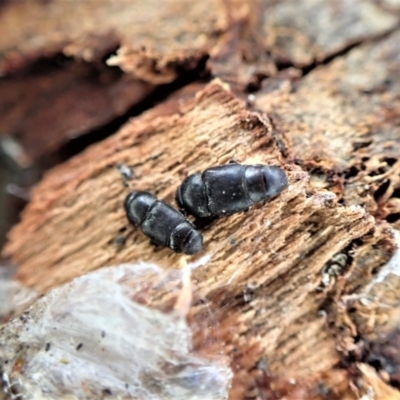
[0,0,224,80]
[3,82,378,399]
[2,0,397,80]
[2,1,400,399]
[252,29,400,397]
[253,29,400,228]
[1,0,399,161]
[0,0,223,161]
[260,0,399,66]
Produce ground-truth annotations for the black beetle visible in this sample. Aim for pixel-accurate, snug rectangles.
[175,163,288,218]
[124,191,203,254]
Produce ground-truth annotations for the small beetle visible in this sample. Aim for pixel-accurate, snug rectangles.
[175,163,288,218]
[124,191,203,254]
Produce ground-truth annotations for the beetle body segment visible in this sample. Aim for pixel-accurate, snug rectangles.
[124,191,203,254]
[176,164,288,218]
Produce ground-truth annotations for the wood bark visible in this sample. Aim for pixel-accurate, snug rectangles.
[2,1,400,399]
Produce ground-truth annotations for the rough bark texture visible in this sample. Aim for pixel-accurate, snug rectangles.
[0,81,392,399]
[1,0,399,161]
[2,1,400,399]
[253,29,400,225]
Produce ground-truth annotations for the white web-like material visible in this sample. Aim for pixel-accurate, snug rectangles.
[0,262,232,400]
[0,266,38,320]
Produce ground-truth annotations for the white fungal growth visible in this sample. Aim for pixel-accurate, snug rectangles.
[0,266,38,320]
[0,262,232,400]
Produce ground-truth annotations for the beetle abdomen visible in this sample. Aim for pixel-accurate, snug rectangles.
[203,164,250,216]
[124,191,203,254]
[245,165,287,203]
[176,164,288,218]
[170,221,203,254]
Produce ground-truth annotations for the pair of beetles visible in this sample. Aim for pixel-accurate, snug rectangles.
[124,163,288,255]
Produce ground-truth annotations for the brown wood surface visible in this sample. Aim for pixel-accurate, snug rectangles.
[2,1,400,399]
[0,81,393,399]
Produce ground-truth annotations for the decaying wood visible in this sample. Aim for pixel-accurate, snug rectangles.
[1,0,399,161]
[253,29,400,226]
[1,81,385,399]
[2,1,400,399]
[0,0,224,81]
[1,0,397,78]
